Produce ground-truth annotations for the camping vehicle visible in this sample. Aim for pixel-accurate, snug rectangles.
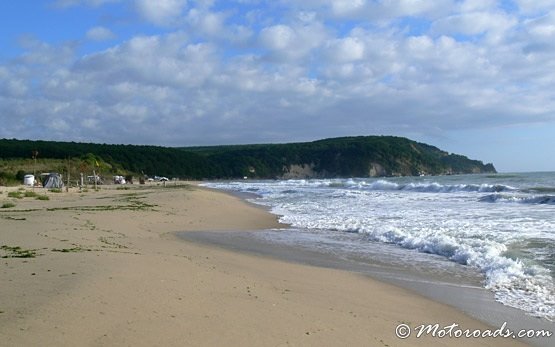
[87,175,103,185]
[113,175,126,184]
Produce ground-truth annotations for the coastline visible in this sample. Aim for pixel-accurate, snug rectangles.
[0,183,538,346]
[180,229,553,347]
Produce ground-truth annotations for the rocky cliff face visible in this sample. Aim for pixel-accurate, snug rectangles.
[368,163,386,177]
[282,164,318,179]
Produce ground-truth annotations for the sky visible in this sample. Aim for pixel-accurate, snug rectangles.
[1,0,555,172]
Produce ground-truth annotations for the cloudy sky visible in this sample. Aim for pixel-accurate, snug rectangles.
[1,0,554,172]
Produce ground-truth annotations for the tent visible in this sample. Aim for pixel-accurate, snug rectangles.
[23,174,35,186]
[43,173,64,189]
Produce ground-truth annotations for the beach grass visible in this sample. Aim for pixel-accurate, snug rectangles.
[7,191,23,199]
[1,202,16,209]
[1,245,37,258]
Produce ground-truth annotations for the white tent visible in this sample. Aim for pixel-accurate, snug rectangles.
[23,174,35,186]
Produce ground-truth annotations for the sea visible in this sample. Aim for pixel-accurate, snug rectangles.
[203,172,555,322]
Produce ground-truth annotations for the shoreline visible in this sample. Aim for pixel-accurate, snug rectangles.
[0,183,542,346]
[179,229,553,347]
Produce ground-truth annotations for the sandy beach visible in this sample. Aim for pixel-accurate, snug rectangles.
[0,183,532,346]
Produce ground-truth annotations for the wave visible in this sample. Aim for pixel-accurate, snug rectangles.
[309,179,517,193]
[278,213,555,321]
[480,194,555,205]
[366,180,516,193]
[203,179,555,320]
[524,186,555,194]
[207,179,518,194]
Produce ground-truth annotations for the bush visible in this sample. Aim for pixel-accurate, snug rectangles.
[24,191,38,198]
[16,170,26,181]
[36,195,50,201]
[7,191,23,199]
[1,202,16,208]
[0,172,18,186]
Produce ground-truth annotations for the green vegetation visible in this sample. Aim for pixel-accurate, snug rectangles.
[1,202,16,209]
[0,136,496,180]
[0,171,19,186]
[52,247,90,253]
[5,190,49,201]
[7,191,23,199]
[1,245,37,258]
[24,191,38,198]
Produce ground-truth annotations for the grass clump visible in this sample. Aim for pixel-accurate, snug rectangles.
[6,190,49,200]
[24,191,38,198]
[1,245,37,258]
[7,191,23,199]
[1,202,16,209]
[49,188,63,193]
[52,247,90,253]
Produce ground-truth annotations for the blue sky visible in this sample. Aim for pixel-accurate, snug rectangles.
[1,0,555,172]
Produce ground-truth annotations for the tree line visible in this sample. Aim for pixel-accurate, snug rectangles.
[0,136,496,181]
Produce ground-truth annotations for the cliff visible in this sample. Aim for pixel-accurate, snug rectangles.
[187,136,496,179]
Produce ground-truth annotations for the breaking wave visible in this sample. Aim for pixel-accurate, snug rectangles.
[273,179,517,194]
[480,194,555,205]
[203,174,555,321]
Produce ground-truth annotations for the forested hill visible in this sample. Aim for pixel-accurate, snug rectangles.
[0,136,496,180]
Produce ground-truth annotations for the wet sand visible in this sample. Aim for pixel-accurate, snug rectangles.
[180,229,553,347]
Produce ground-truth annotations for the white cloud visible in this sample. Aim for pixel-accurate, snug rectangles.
[514,0,555,14]
[86,26,116,41]
[458,0,497,13]
[2,0,555,156]
[431,11,516,39]
[134,0,187,26]
[185,9,228,37]
[260,25,296,51]
[325,37,365,62]
[330,0,366,16]
[524,12,555,37]
[259,21,328,61]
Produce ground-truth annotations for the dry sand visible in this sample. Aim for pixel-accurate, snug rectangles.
[0,183,529,346]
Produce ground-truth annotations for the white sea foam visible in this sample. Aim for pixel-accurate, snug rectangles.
[203,174,555,321]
